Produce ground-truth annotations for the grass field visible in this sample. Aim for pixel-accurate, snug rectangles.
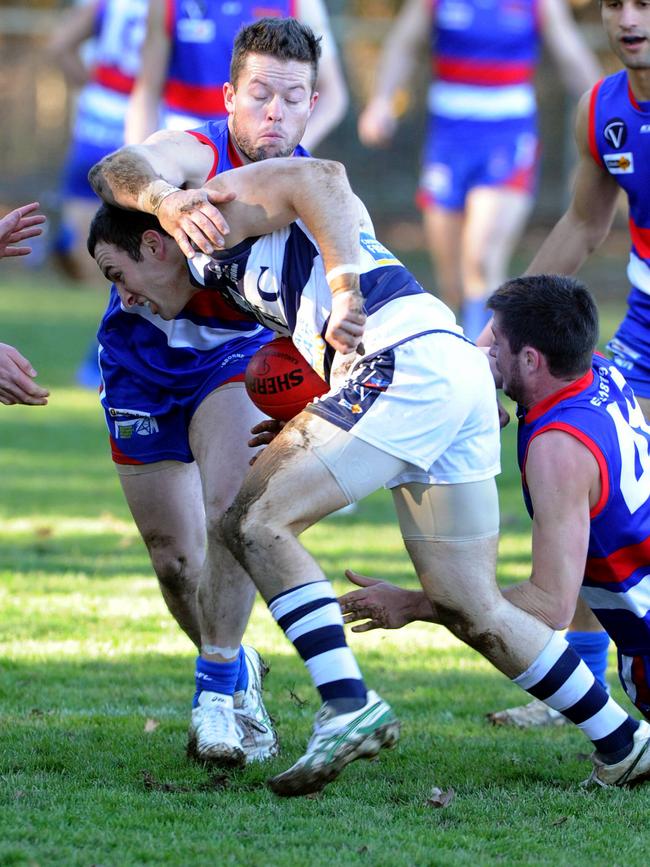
[0,269,648,866]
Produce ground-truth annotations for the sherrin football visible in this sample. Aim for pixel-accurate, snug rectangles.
[245,337,329,421]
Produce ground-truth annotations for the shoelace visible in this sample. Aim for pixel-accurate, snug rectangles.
[198,704,237,743]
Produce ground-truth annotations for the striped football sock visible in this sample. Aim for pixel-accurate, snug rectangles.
[269,580,368,714]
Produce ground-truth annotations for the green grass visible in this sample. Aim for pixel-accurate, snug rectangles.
[0,270,648,866]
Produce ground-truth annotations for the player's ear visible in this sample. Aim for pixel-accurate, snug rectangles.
[141,229,165,258]
[523,346,542,373]
[309,90,319,113]
[224,82,236,114]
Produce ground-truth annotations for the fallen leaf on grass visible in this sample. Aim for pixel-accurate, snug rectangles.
[552,816,568,827]
[425,787,455,808]
[34,526,52,538]
[144,718,159,733]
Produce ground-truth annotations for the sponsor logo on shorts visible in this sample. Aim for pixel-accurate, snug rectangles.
[114,417,160,439]
[604,118,627,149]
[219,352,246,369]
[641,125,650,134]
[604,152,634,174]
[107,407,152,419]
[337,397,364,414]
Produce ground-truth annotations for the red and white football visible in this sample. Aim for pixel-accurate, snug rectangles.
[245,337,328,421]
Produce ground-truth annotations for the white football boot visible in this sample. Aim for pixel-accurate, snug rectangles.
[234,645,279,763]
[187,691,246,768]
[268,690,400,797]
[584,720,650,788]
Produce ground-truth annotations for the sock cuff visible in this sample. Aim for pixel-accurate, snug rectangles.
[269,580,335,621]
[513,631,568,690]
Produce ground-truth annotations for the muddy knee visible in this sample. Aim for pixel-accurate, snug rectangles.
[143,533,200,596]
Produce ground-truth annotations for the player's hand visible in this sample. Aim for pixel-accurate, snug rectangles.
[156,188,236,259]
[338,570,418,632]
[0,203,46,259]
[358,99,397,148]
[247,418,286,465]
[326,290,366,355]
[0,343,49,405]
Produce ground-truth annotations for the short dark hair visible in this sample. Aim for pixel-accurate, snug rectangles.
[87,203,169,260]
[487,275,599,378]
[230,17,321,91]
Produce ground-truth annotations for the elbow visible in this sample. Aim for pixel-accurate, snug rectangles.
[543,600,576,632]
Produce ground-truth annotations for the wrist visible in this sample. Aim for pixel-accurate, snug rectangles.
[137,180,181,215]
[326,264,362,296]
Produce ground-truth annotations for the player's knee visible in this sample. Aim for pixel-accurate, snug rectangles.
[143,532,200,594]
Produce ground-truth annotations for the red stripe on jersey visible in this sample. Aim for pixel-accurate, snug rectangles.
[227,136,244,168]
[628,78,640,110]
[586,533,650,585]
[165,0,175,38]
[522,420,610,518]
[184,289,254,322]
[434,57,534,86]
[629,217,650,260]
[164,80,227,116]
[588,79,605,168]
[252,6,287,15]
[93,64,135,95]
[525,368,594,424]
[186,131,220,180]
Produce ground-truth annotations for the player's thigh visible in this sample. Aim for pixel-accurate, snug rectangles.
[188,382,266,516]
[118,460,206,559]
[463,186,533,267]
[233,412,407,531]
[393,478,501,612]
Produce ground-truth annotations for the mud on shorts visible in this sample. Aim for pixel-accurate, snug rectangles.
[305,331,502,539]
[417,115,539,211]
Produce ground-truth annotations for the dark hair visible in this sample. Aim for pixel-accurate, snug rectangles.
[230,17,321,91]
[487,275,599,378]
[87,203,169,260]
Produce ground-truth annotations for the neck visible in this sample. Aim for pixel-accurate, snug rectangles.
[628,67,650,103]
[227,118,253,165]
[523,372,585,411]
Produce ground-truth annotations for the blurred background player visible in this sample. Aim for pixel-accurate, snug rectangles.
[357,0,600,340]
[47,0,150,387]
[124,0,348,148]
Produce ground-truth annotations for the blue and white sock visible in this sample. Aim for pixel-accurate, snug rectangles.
[514,632,638,762]
[460,298,491,342]
[566,630,610,691]
[269,580,368,714]
[193,652,243,708]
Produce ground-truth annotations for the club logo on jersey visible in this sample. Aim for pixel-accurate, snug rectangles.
[604,152,634,174]
[114,417,160,439]
[604,118,627,149]
[256,266,280,302]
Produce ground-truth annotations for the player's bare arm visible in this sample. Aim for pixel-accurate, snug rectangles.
[124,0,171,145]
[526,91,620,276]
[502,430,596,629]
[358,0,431,147]
[540,0,602,96]
[88,132,233,246]
[202,158,366,353]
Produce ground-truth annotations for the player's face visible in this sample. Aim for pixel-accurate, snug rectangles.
[602,0,650,69]
[490,316,527,404]
[94,240,192,320]
[226,53,317,162]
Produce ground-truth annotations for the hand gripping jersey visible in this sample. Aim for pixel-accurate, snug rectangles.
[429,0,540,122]
[518,357,650,658]
[187,220,463,385]
[74,0,148,152]
[162,0,296,129]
